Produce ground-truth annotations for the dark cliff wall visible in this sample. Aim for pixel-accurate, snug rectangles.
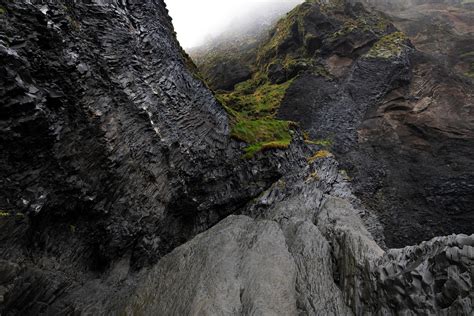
[273,2,474,247]
[191,0,474,247]
[0,1,307,313]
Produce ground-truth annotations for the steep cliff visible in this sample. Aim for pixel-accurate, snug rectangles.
[0,0,473,315]
[0,0,307,313]
[197,0,474,247]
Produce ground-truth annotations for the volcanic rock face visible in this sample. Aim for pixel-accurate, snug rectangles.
[189,0,304,91]
[124,158,474,315]
[0,0,473,315]
[198,0,474,247]
[0,0,305,313]
[280,1,474,247]
[358,0,474,79]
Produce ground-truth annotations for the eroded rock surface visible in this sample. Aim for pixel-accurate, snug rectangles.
[0,0,306,313]
[124,157,473,315]
[192,0,474,247]
[0,0,473,315]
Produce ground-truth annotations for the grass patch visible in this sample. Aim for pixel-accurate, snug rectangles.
[232,119,293,144]
[460,51,474,59]
[218,79,292,117]
[243,139,292,159]
[307,150,333,163]
[464,61,474,79]
[232,119,294,158]
[303,132,333,147]
[217,76,295,157]
[304,137,333,147]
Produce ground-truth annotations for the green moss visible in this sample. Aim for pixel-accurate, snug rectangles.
[319,0,346,12]
[365,32,408,59]
[0,211,26,218]
[0,6,6,14]
[232,119,292,143]
[330,15,389,40]
[257,3,313,65]
[212,0,397,157]
[331,20,359,39]
[231,119,294,158]
[217,74,295,157]
[465,65,474,78]
[460,51,474,59]
[218,79,292,117]
[307,150,333,163]
[243,138,292,159]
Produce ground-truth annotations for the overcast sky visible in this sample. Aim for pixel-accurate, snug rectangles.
[165,0,303,48]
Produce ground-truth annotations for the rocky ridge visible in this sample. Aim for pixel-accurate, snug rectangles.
[197,0,474,247]
[0,0,307,313]
[0,0,472,315]
[123,158,474,315]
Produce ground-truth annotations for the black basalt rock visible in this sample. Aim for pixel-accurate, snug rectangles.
[0,1,308,313]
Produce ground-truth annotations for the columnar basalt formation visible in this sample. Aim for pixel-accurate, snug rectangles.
[0,0,472,315]
[194,0,474,247]
[0,0,306,313]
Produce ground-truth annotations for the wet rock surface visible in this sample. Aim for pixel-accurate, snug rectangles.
[124,157,473,315]
[0,0,473,315]
[192,0,474,248]
[270,1,474,247]
[0,0,306,313]
[279,47,474,247]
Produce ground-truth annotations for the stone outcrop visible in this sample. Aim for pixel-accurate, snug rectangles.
[122,157,473,315]
[194,0,474,247]
[0,0,472,315]
[0,0,306,313]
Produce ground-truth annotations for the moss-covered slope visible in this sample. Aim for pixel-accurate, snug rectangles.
[201,0,402,157]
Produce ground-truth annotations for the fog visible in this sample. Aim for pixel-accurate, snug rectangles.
[165,0,304,49]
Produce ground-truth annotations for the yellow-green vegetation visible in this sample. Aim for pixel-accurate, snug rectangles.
[466,64,474,78]
[218,79,292,117]
[460,51,474,58]
[366,32,408,59]
[217,76,295,158]
[339,169,352,181]
[331,20,359,39]
[330,15,388,40]
[305,171,320,182]
[318,0,346,12]
[242,138,293,158]
[0,6,6,14]
[304,134,333,147]
[307,150,333,163]
[215,0,392,156]
[257,0,387,79]
[0,211,25,218]
[460,52,474,79]
[257,2,315,66]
